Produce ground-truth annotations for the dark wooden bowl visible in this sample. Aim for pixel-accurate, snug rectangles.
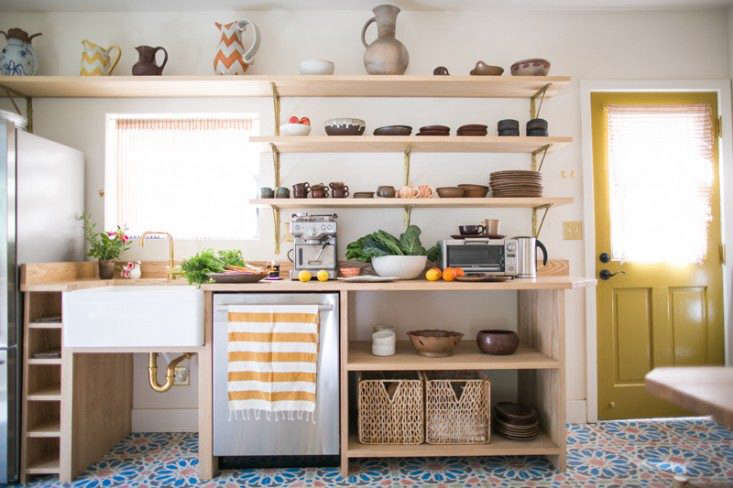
[476,329,519,355]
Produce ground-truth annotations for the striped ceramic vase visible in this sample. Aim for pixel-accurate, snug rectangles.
[80,40,121,76]
[213,20,260,75]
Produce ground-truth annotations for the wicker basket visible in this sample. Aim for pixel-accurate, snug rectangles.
[425,371,491,444]
[357,371,424,444]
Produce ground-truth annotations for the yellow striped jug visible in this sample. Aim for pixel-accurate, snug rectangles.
[80,39,121,76]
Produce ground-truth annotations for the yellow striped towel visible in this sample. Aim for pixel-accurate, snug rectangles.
[227,305,319,422]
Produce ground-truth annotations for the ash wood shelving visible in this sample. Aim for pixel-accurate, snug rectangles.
[0,75,570,99]
[348,342,560,371]
[347,432,561,457]
[251,135,571,154]
[251,197,572,210]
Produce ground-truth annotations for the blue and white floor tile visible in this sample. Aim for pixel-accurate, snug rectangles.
[18,418,733,487]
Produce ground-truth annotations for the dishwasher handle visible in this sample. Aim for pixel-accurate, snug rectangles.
[216,304,334,313]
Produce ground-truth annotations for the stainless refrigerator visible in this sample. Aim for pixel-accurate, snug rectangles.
[0,109,84,483]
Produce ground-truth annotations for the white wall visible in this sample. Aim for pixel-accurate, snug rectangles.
[2,7,729,429]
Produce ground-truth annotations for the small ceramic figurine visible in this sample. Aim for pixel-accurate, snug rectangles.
[0,28,42,76]
[121,261,142,279]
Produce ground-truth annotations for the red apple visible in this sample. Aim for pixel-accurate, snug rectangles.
[300,117,311,126]
[288,115,299,124]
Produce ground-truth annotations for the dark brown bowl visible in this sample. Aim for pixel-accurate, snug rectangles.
[407,329,464,357]
[476,329,519,355]
[374,125,412,136]
[458,184,489,197]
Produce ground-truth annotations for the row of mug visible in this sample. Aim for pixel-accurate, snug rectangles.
[260,182,350,199]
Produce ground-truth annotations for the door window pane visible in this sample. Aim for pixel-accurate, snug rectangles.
[606,104,713,263]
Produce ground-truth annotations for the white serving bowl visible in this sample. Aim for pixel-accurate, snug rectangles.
[371,255,427,280]
[298,58,335,75]
[279,123,311,136]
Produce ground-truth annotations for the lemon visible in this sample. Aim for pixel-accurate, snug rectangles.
[317,270,330,282]
[425,268,442,281]
[298,270,312,282]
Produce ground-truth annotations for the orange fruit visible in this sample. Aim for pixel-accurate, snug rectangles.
[425,267,442,281]
[454,268,465,277]
[442,268,457,281]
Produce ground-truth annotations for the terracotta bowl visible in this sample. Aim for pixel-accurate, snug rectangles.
[510,58,551,76]
[458,184,489,197]
[476,329,519,355]
[436,187,465,198]
[339,266,362,278]
[407,329,464,357]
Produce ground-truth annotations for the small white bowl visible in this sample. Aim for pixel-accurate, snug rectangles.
[279,123,311,136]
[298,58,335,75]
[371,255,427,280]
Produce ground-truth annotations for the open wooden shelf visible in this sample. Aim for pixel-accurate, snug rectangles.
[28,358,61,365]
[348,341,560,371]
[252,135,571,154]
[347,432,560,458]
[27,386,61,402]
[0,75,571,99]
[28,322,63,329]
[25,456,60,475]
[251,197,572,210]
[27,420,61,438]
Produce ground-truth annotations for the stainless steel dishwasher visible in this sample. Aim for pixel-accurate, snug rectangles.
[212,292,340,467]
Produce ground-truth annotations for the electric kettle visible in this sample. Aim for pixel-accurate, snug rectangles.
[514,236,548,278]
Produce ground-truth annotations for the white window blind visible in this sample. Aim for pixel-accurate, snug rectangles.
[106,116,259,240]
[606,104,714,263]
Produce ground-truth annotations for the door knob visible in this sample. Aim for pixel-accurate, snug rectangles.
[599,269,625,280]
[599,252,611,263]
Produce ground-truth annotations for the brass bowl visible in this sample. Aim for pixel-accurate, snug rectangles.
[407,329,464,357]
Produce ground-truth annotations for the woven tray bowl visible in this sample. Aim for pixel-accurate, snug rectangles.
[407,329,464,357]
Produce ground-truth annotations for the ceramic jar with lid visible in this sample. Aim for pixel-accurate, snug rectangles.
[0,28,42,76]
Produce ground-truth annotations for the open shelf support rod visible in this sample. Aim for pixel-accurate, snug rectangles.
[532,145,550,172]
[533,204,551,237]
[530,83,551,119]
[403,148,411,185]
[273,208,281,256]
[271,143,281,188]
[0,85,32,132]
[271,82,281,136]
[403,206,412,229]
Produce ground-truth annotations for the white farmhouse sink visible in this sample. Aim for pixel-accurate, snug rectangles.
[63,286,204,348]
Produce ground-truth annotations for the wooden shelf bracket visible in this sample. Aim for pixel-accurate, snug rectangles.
[273,208,281,256]
[271,82,281,136]
[530,83,551,119]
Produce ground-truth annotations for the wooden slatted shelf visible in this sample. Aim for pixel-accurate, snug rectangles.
[0,75,571,99]
[348,341,560,371]
[251,197,572,210]
[347,432,560,458]
[27,420,61,438]
[251,135,571,154]
[25,456,60,475]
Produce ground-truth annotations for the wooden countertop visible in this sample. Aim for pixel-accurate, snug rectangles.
[646,367,733,428]
[22,275,593,292]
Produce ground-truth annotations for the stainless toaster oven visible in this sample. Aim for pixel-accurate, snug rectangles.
[440,238,518,275]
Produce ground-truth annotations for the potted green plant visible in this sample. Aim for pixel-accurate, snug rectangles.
[80,214,132,279]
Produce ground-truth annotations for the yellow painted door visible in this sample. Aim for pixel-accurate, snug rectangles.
[592,92,724,420]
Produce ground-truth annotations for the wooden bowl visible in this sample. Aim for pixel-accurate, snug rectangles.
[476,329,519,355]
[436,187,465,198]
[458,184,489,197]
[407,329,464,357]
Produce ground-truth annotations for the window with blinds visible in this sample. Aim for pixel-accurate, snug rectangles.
[105,115,259,240]
[606,104,714,263]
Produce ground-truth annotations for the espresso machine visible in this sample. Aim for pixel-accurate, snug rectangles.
[289,213,338,280]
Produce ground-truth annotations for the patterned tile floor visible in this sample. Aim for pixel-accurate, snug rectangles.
[17,418,733,487]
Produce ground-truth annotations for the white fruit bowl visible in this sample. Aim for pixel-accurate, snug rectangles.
[280,123,311,136]
[372,255,427,280]
[298,58,335,75]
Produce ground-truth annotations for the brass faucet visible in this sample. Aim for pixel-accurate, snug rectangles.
[140,231,176,280]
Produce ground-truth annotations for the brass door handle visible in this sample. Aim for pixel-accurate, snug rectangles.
[599,269,625,280]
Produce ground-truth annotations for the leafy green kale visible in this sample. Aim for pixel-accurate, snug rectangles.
[346,225,432,262]
[180,249,245,285]
[399,225,426,256]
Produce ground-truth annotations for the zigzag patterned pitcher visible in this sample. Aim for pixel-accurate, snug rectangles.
[80,40,121,76]
[213,19,260,75]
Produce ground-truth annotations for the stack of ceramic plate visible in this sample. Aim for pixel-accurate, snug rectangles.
[493,402,539,440]
[457,124,488,136]
[417,125,450,136]
[489,170,543,197]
